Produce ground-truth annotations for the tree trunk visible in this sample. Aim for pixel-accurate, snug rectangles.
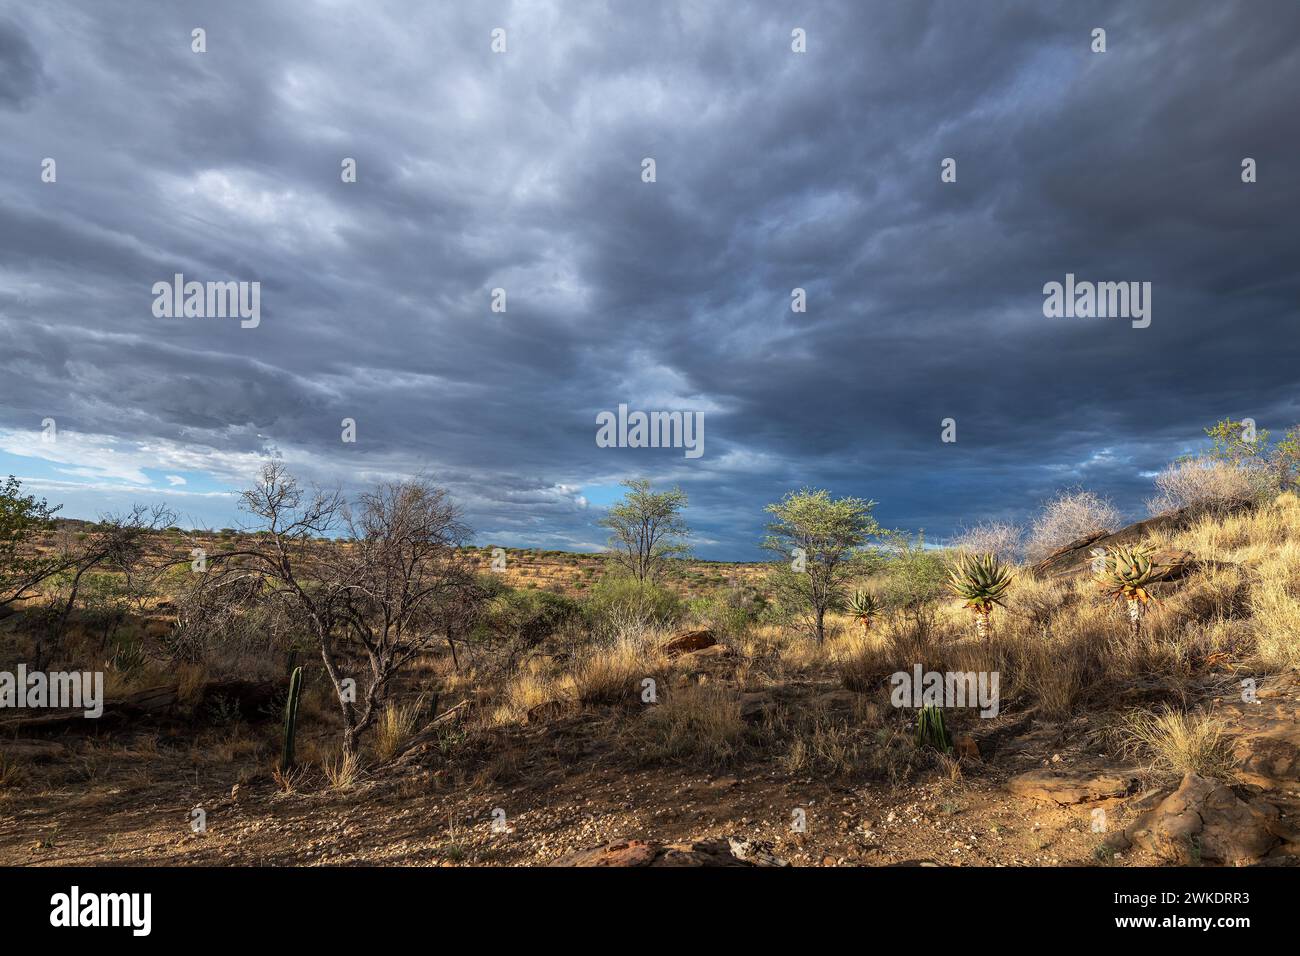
[342,723,358,759]
[815,606,825,644]
[318,635,359,757]
[1127,598,1142,637]
[446,631,460,672]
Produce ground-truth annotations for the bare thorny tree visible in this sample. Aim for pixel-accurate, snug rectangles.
[35,504,178,671]
[199,461,479,756]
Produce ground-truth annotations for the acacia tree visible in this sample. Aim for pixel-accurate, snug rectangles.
[1201,417,1300,492]
[763,488,882,644]
[0,475,65,613]
[38,503,176,669]
[430,573,493,673]
[598,479,690,583]
[206,462,478,757]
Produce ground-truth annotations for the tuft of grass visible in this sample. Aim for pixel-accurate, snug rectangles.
[373,697,424,761]
[322,749,362,790]
[935,752,965,787]
[837,640,889,694]
[780,714,864,777]
[0,755,28,791]
[632,683,744,767]
[1008,625,1091,719]
[271,764,306,794]
[491,667,559,726]
[1120,708,1238,781]
[571,638,657,705]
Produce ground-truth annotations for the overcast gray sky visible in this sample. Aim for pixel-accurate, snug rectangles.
[1,1,1297,559]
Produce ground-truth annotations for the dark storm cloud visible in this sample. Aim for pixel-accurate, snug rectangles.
[0,0,1297,557]
[0,18,48,110]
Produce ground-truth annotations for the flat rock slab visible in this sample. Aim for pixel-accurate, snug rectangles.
[1006,768,1139,804]
[1026,500,1227,580]
[1233,717,1300,790]
[1105,773,1283,865]
[1221,672,1300,790]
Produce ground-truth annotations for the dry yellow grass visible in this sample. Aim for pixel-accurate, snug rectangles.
[204,729,264,765]
[272,764,307,793]
[323,749,361,789]
[735,622,786,662]
[1163,491,1300,562]
[780,713,863,776]
[1151,494,1300,669]
[176,663,208,708]
[373,697,424,761]
[773,613,861,671]
[491,664,560,726]
[1248,540,1300,669]
[1120,708,1237,781]
[634,682,744,766]
[824,560,1254,719]
[571,637,662,705]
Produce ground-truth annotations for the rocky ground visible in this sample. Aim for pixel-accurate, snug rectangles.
[4,667,1298,868]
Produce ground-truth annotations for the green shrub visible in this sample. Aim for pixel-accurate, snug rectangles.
[878,533,951,625]
[584,575,681,638]
[484,588,581,646]
[688,585,765,641]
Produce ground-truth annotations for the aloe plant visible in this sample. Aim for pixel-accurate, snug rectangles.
[281,666,303,771]
[1095,545,1160,637]
[947,552,1015,639]
[846,589,882,636]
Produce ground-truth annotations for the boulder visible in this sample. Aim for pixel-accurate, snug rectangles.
[663,629,717,655]
[953,735,982,762]
[1104,773,1282,865]
[738,691,776,724]
[1233,717,1300,790]
[1025,501,1235,581]
[684,644,730,660]
[1006,768,1139,805]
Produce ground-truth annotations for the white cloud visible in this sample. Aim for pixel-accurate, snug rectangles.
[0,427,265,489]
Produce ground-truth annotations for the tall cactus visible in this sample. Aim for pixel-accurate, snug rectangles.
[281,666,303,771]
[915,704,952,753]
